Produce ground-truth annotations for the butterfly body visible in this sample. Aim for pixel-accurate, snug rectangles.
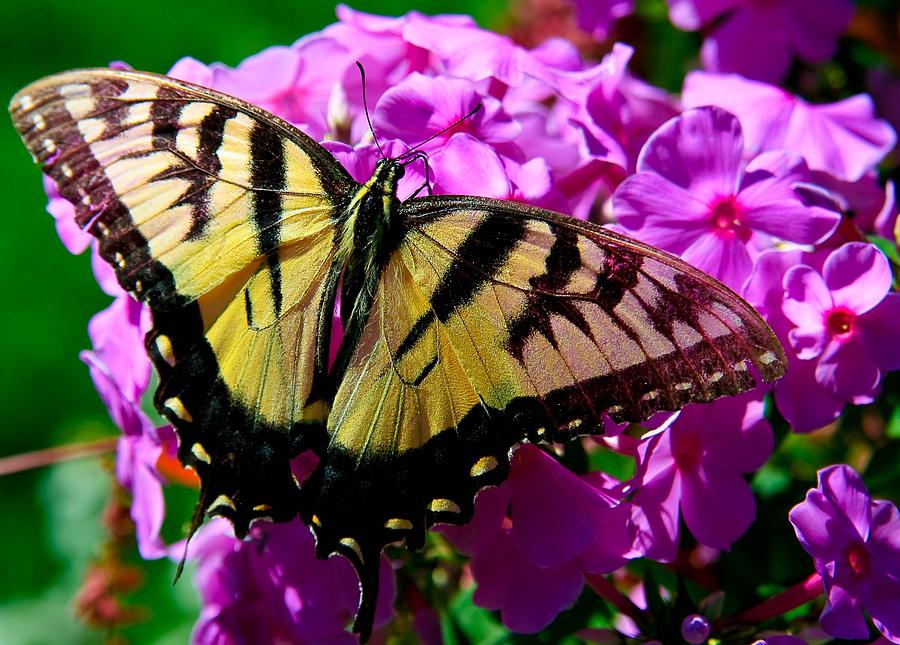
[10,68,787,640]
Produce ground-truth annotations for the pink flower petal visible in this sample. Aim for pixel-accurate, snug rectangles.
[680,230,753,291]
[859,294,900,373]
[818,465,873,541]
[471,529,584,633]
[681,465,756,549]
[509,445,610,568]
[637,106,744,201]
[702,5,791,83]
[612,172,711,255]
[431,134,511,198]
[683,73,895,181]
[782,265,832,328]
[773,356,844,432]
[783,0,854,61]
[863,572,900,643]
[815,338,881,400]
[823,243,892,314]
[820,583,870,640]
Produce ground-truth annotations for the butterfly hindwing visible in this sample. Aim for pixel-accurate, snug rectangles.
[10,69,355,531]
[308,194,786,629]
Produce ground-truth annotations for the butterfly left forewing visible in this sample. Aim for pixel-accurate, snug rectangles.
[308,195,787,634]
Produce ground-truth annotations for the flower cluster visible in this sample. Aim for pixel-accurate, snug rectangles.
[40,3,899,644]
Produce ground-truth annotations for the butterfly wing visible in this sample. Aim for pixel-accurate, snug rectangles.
[10,69,355,531]
[307,194,786,632]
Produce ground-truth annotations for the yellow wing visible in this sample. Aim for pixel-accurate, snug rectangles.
[306,195,786,625]
[10,69,354,530]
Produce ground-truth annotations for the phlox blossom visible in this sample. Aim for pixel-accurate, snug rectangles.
[612,106,840,290]
[683,72,897,183]
[790,465,900,642]
[745,243,900,432]
[666,0,854,82]
[630,393,773,562]
[443,444,634,632]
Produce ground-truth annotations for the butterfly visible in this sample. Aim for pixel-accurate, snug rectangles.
[10,69,786,640]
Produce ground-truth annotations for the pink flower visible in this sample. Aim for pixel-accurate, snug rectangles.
[683,72,897,182]
[573,0,635,40]
[190,518,397,644]
[612,106,840,290]
[745,244,900,432]
[444,445,634,632]
[781,243,900,404]
[79,295,176,559]
[666,0,854,82]
[630,393,773,562]
[789,465,900,642]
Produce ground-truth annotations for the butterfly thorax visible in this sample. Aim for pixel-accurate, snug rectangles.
[332,158,406,382]
[337,158,404,265]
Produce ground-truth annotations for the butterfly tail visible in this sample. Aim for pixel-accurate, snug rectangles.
[350,545,382,643]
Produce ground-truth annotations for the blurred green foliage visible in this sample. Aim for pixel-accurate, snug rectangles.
[0,1,504,642]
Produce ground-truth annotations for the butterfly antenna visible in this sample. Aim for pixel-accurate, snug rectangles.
[356,62,386,160]
[397,103,483,161]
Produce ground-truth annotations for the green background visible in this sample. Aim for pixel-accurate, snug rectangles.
[0,2,503,643]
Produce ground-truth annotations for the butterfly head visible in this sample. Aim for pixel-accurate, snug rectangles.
[372,158,405,195]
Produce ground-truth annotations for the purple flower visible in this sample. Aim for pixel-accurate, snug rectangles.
[744,244,900,432]
[789,465,900,642]
[683,72,897,182]
[612,106,840,290]
[169,40,356,141]
[43,175,90,254]
[743,249,842,431]
[191,518,396,644]
[630,393,773,562]
[782,243,900,405]
[573,0,635,40]
[445,445,634,632]
[374,72,520,146]
[666,0,854,82]
[79,295,178,559]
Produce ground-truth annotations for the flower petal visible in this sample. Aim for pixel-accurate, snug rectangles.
[815,338,881,400]
[773,356,844,432]
[818,465,873,541]
[612,172,710,255]
[702,6,790,82]
[637,106,744,200]
[820,582,871,640]
[859,294,900,373]
[681,466,755,549]
[782,265,831,322]
[783,0,854,62]
[823,243,892,314]
[509,445,611,568]
[680,230,753,291]
[471,529,584,633]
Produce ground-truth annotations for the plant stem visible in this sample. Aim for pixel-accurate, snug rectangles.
[723,572,824,627]
[0,436,118,476]
[586,574,645,623]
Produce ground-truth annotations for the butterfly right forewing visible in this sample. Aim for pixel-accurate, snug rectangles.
[10,69,356,533]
